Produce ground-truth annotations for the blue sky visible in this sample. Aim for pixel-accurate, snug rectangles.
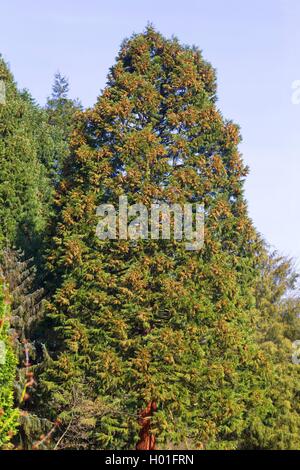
[1,0,299,262]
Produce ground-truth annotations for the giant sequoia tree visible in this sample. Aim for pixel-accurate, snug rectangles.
[40,27,274,449]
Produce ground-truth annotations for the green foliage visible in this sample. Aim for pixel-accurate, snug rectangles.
[0,248,44,342]
[39,27,274,449]
[0,57,53,257]
[0,247,54,450]
[0,282,18,448]
[240,250,300,449]
[1,28,300,451]
[45,72,82,183]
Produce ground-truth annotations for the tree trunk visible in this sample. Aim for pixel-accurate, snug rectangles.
[136,401,157,450]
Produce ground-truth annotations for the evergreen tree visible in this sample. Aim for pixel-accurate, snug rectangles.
[52,73,69,100]
[40,27,274,449]
[0,281,18,449]
[45,72,82,182]
[241,249,300,449]
[0,56,62,446]
[0,247,56,449]
[1,248,44,342]
[0,57,54,258]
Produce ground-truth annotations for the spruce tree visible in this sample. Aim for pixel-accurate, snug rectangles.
[0,248,44,341]
[0,247,60,450]
[45,72,82,183]
[40,27,273,449]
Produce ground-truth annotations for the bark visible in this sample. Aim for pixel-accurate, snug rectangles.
[136,401,157,450]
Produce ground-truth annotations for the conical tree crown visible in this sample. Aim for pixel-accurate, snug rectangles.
[45,72,81,181]
[0,57,59,257]
[41,27,271,450]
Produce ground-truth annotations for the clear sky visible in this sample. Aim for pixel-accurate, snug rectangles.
[0,0,299,263]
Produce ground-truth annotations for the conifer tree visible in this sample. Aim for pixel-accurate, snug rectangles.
[45,72,82,182]
[0,248,44,341]
[40,27,274,449]
[0,248,44,449]
[0,57,54,258]
[0,281,18,449]
[0,247,55,449]
[46,72,80,137]
[241,249,300,449]
[0,56,61,444]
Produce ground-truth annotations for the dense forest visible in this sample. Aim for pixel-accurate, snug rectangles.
[1,26,300,450]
